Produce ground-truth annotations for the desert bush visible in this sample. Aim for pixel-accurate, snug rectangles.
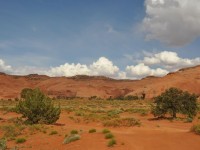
[49,130,58,135]
[152,87,198,119]
[102,129,110,134]
[63,134,80,144]
[107,139,116,147]
[16,88,61,124]
[15,138,26,144]
[88,129,96,133]
[103,118,141,127]
[191,124,200,135]
[70,130,78,134]
[0,139,7,150]
[105,133,114,139]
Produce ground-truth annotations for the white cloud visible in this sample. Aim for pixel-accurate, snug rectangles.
[47,63,90,77]
[142,51,200,71]
[126,63,168,78]
[142,0,200,46]
[0,59,12,73]
[90,57,119,76]
[47,57,119,77]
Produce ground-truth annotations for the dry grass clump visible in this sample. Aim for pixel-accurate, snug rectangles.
[103,118,141,127]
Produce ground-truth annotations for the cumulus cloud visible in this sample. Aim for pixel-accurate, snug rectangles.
[47,57,119,77]
[126,63,168,78]
[47,63,90,77]
[142,51,200,71]
[142,0,200,46]
[90,57,119,76]
[0,59,12,73]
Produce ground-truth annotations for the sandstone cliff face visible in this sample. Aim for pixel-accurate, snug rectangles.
[0,65,199,99]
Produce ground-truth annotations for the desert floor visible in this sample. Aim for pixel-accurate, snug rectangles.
[0,99,200,150]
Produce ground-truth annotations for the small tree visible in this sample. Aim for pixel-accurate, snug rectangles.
[17,88,61,124]
[152,87,198,119]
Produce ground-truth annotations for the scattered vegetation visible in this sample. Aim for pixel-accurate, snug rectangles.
[107,95,140,100]
[16,88,61,124]
[151,87,198,119]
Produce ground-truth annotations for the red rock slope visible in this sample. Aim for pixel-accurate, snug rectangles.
[0,65,199,99]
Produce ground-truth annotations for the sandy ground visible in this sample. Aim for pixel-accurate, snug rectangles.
[1,111,200,150]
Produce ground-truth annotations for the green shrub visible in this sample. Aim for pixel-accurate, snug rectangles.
[16,138,26,144]
[88,129,96,133]
[105,133,114,139]
[63,134,80,144]
[0,139,7,150]
[102,129,110,134]
[70,130,78,134]
[107,139,116,147]
[16,88,61,124]
[191,124,200,135]
[49,130,58,135]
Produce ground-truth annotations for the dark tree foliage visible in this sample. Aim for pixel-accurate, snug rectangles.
[20,88,33,99]
[17,88,61,124]
[151,87,198,119]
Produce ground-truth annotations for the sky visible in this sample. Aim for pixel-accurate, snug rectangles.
[0,0,200,79]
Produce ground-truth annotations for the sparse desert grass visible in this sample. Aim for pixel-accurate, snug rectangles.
[103,118,141,127]
[125,108,149,116]
[15,138,26,144]
[0,125,21,139]
[88,128,96,133]
[63,134,80,144]
[28,124,48,134]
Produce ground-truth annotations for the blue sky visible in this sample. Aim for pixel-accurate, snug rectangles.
[0,0,200,78]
